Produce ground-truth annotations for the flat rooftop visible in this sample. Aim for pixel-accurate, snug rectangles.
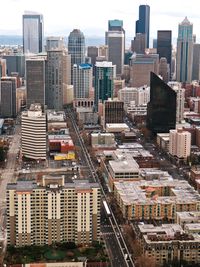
[109,159,139,173]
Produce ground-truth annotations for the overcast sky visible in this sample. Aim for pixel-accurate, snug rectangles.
[1,0,200,40]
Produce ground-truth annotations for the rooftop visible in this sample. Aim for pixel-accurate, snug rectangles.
[109,159,139,173]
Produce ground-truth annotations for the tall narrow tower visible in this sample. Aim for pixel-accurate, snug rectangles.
[23,11,44,54]
[176,17,193,83]
[135,5,150,49]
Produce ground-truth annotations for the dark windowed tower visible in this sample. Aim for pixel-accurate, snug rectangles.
[157,31,172,75]
[146,72,176,134]
[136,5,150,48]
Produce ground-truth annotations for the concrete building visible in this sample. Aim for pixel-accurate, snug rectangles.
[113,179,200,221]
[87,46,98,66]
[26,57,46,109]
[168,82,185,123]
[46,49,71,110]
[113,78,125,97]
[73,63,92,99]
[108,159,139,180]
[23,11,44,54]
[130,54,159,87]
[118,86,150,108]
[102,100,124,127]
[6,176,100,247]
[0,77,17,117]
[91,133,115,148]
[63,84,74,105]
[98,45,108,60]
[131,33,146,54]
[176,17,193,83]
[192,43,200,80]
[21,103,46,160]
[138,223,200,266]
[156,133,170,152]
[107,30,125,75]
[105,123,129,133]
[94,61,116,111]
[45,36,65,51]
[159,57,169,82]
[0,58,6,77]
[169,129,191,159]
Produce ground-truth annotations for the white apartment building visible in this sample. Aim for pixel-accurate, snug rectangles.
[118,86,150,108]
[168,82,185,123]
[21,103,46,160]
[6,176,100,247]
[169,129,191,159]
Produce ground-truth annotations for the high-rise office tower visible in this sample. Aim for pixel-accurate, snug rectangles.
[2,55,25,78]
[0,59,6,78]
[130,53,159,87]
[169,129,191,159]
[23,11,44,54]
[21,103,46,160]
[146,72,176,134]
[45,36,65,51]
[192,43,200,80]
[7,176,100,246]
[87,46,98,66]
[106,20,125,75]
[131,33,146,54]
[0,77,17,118]
[94,61,116,111]
[73,63,93,99]
[26,57,46,109]
[46,49,71,110]
[157,30,172,75]
[176,17,193,83]
[99,45,108,60]
[159,57,170,82]
[68,29,85,80]
[136,5,150,48]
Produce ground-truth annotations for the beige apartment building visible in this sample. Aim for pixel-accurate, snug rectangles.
[6,176,100,247]
[169,129,191,159]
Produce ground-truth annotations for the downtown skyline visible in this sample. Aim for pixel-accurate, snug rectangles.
[1,0,200,43]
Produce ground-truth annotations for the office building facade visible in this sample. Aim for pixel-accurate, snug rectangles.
[23,11,44,54]
[192,43,200,80]
[26,57,46,109]
[7,176,100,247]
[46,49,71,110]
[73,63,93,99]
[87,46,98,66]
[135,5,150,48]
[21,103,46,160]
[176,17,193,83]
[46,36,65,51]
[103,100,124,127]
[146,72,176,134]
[94,61,115,111]
[157,30,172,74]
[0,77,17,118]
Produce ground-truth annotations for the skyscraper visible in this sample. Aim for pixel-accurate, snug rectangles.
[94,61,116,111]
[21,103,46,160]
[87,46,98,66]
[73,63,93,99]
[157,30,172,74]
[0,77,17,118]
[26,57,46,109]
[46,49,71,110]
[176,17,193,83]
[106,20,125,75]
[192,43,200,80]
[136,5,150,48]
[68,29,85,80]
[23,11,44,54]
[146,72,176,134]
[45,36,65,51]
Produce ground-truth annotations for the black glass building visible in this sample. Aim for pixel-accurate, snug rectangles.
[136,5,150,48]
[146,72,176,134]
[157,31,172,73]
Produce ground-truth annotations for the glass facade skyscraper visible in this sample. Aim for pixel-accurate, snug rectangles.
[94,61,115,111]
[146,72,176,134]
[176,17,193,83]
[136,5,150,48]
[23,11,44,54]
